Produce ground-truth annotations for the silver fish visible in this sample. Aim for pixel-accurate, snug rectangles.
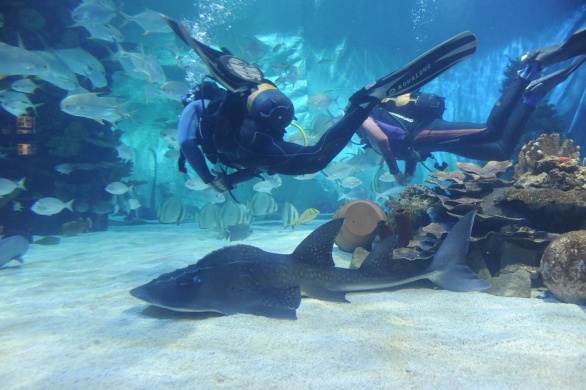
[199,188,226,204]
[346,148,382,171]
[31,197,74,216]
[324,161,355,180]
[159,197,185,225]
[160,81,189,101]
[105,181,132,195]
[219,201,251,231]
[338,185,371,202]
[54,48,107,88]
[11,78,39,94]
[282,202,299,229]
[253,174,282,193]
[55,163,74,175]
[61,93,128,125]
[82,23,124,42]
[250,192,278,217]
[131,54,166,84]
[0,90,38,115]
[71,1,117,25]
[307,91,338,110]
[185,177,209,191]
[339,176,362,189]
[0,43,50,76]
[199,203,220,229]
[31,51,80,92]
[0,177,26,197]
[121,8,172,34]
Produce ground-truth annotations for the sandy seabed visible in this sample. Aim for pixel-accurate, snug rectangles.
[1,220,585,389]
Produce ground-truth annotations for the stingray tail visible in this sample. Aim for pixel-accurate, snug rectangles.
[426,211,490,292]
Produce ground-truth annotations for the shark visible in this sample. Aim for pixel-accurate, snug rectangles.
[130,210,490,319]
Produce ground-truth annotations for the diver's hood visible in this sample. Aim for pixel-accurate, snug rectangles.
[247,83,295,130]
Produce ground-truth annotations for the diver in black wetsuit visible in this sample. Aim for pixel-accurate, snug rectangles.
[177,80,379,193]
[359,28,586,186]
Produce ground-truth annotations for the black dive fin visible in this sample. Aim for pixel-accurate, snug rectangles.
[291,219,344,267]
[161,13,263,93]
[526,55,586,96]
[426,211,490,292]
[364,31,477,98]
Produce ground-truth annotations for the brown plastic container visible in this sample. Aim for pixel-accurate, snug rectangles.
[333,200,386,253]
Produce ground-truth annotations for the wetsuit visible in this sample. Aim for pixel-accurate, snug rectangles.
[360,75,535,177]
[177,89,373,188]
[359,28,586,179]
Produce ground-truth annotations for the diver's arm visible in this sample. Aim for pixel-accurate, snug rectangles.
[361,117,401,174]
[179,134,216,185]
[177,101,215,184]
[403,149,420,179]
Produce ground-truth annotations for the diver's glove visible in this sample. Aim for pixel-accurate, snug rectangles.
[393,172,412,186]
[209,174,232,193]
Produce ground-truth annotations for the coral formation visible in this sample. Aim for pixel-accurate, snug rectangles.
[418,133,586,301]
[494,188,586,232]
[513,133,584,190]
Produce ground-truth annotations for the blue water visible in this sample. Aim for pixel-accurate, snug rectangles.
[0,0,583,229]
[1,1,586,387]
[0,0,584,236]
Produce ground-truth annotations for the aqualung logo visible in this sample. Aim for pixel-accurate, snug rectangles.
[227,57,262,82]
[387,63,432,95]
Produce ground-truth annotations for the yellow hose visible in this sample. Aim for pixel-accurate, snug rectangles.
[290,122,308,146]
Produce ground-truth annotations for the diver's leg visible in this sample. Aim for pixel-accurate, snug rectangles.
[521,27,586,69]
[485,76,532,137]
[486,56,586,159]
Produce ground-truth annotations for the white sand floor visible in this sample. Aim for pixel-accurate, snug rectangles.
[1,220,585,389]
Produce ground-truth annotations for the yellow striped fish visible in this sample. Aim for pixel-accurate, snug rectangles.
[284,206,320,229]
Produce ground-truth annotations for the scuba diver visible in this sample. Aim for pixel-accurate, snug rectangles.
[162,14,477,193]
[358,27,586,186]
